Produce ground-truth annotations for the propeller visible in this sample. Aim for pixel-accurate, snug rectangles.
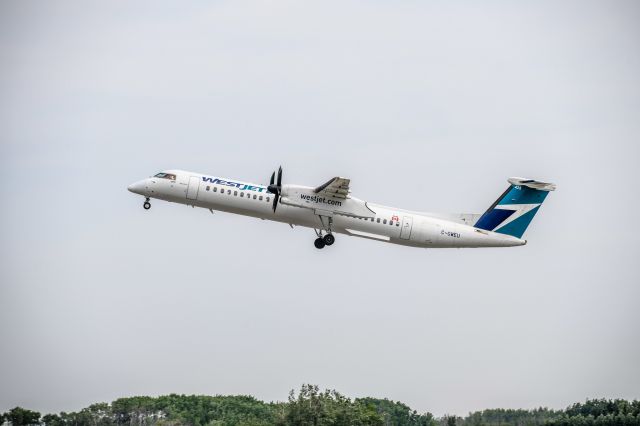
[267,166,283,212]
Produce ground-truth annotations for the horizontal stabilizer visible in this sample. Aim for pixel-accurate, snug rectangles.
[507,177,556,192]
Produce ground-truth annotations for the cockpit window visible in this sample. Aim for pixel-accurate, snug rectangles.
[154,172,176,180]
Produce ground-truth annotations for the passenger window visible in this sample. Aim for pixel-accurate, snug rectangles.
[213,187,217,192]
[396,222,400,226]
[206,186,210,191]
[389,220,393,225]
[266,197,270,202]
[228,189,231,194]
[234,191,238,196]
[240,192,244,197]
[253,195,257,200]
[376,218,380,223]
[383,219,387,224]
[259,196,263,201]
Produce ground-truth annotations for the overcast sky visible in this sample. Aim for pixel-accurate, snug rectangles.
[1,0,639,417]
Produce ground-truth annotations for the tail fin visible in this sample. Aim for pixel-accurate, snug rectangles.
[474,177,556,238]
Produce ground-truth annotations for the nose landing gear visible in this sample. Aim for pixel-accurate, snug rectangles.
[143,198,151,210]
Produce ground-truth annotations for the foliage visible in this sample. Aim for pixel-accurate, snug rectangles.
[563,400,640,418]
[457,401,640,426]
[545,399,640,426]
[356,397,436,426]
[461,407,560,426]
[278,384,383,426]
[2,390,639,426]
[4,408,41,426]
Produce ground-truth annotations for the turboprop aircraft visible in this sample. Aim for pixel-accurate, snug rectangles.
[127,168,555,249]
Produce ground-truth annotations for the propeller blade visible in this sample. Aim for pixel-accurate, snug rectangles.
[277,166,282,187]
[270,171,275,186]
[272,195,279,212]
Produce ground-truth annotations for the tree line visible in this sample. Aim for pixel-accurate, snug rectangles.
[1,385,638,426]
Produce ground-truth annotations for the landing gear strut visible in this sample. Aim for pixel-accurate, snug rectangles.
[143,198,151,210]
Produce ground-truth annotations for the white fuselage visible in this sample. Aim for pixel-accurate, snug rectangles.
[128,170,526,249]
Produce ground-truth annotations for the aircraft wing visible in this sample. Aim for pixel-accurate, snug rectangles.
[314,177,350,199]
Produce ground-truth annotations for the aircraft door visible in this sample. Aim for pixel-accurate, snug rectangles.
[186,176,200,200]
[400,215,413,240]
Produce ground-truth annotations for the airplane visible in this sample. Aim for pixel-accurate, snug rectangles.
[127,168,555,249]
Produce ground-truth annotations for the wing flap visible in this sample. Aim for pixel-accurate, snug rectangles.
[314,177,351,199]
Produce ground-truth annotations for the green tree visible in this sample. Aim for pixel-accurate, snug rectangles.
[279,384,383,426]
[4,391,639,426]
[41,413,66,426]
[357,397,436,426]
[6,408,41,426]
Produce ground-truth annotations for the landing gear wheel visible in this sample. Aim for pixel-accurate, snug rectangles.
[314,238,326,249]
[323,234,335,246]
[143,199,151,210]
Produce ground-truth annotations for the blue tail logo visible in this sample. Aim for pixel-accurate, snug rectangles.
[474,178,556,238]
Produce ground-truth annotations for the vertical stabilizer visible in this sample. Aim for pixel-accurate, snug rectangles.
[474,178,556,238]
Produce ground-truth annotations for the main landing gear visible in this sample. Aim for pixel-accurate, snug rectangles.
[143,198,151,210]
[314,238,325,249]
[313,229,335,250]
[323,233,335,246]
[313,215,336,249]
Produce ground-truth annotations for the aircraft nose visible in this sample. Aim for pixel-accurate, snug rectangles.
[127,180,147,195]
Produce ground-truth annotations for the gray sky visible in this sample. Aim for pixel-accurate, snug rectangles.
[1,0,639,417]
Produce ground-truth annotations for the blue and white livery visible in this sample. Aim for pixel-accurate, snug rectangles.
[474,178,556,239]
[128,168,556,249]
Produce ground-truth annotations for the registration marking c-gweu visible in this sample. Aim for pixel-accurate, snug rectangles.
[441,230,461,238]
